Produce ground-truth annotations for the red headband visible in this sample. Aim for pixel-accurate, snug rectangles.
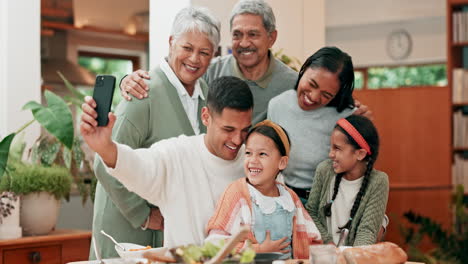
[337,118,372,155]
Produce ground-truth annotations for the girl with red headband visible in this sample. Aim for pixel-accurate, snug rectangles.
[206,120,322,259]
[305,115,389,246]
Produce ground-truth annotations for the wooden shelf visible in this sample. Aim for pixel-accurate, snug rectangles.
[449,0,468,6]
[454,147,468,152]
[453,102,468,108]
[42,21,149,42]
[449,0,468,196]
[452,41,468,47]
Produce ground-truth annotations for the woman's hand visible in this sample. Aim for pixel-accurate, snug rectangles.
[353,100,373,120]
[80,96,118,168]
[148,207,165,230]
[120,70,151,101]
[256,230,290,254]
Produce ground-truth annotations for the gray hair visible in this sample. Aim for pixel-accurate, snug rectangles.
[170,7,221,49]
[230,0,276,33]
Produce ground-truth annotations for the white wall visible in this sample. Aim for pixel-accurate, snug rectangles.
[0,1,41,147]
[149,0,191,69]
[154,0,325,64]
[190,0,445,67]
[327,17,446,67]
[326,0,445,28]
[325,0,446,67]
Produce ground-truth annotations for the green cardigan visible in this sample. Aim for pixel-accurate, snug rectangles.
[305,159,389,246]
[90,65,208,259]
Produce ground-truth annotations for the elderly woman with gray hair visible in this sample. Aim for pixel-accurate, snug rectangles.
[90,6,220,260]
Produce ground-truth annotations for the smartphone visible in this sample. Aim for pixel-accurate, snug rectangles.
[92,75,116,126]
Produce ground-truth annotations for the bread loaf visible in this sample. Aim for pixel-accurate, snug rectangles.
[341,242,407,264]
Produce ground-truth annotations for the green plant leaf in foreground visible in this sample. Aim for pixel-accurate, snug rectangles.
[23,91,74,149]
[0,133,16,179]
[57,71,86,101]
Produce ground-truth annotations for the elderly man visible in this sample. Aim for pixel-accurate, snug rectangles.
[121,0,297,122]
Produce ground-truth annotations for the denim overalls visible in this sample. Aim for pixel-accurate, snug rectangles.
[248,184,295,259]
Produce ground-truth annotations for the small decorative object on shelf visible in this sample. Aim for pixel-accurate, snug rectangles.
[0,191,17,222]
[0,191,21,240]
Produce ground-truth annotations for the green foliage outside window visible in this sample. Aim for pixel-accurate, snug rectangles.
[367,64,447,89]
[78,56,133,107]
[354,71,364,90]
[354,64,447,90]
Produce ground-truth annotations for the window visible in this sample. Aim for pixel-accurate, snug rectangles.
[354,70,365,90]
[354,63,447,90]
[78,51,139,107]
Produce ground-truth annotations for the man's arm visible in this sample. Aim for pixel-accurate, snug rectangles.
[82,96,153,229]
[104,141,170,207]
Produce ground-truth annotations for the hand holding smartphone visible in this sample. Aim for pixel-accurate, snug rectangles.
[92,75,116,126]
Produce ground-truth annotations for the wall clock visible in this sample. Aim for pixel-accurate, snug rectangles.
[386,29,412,60]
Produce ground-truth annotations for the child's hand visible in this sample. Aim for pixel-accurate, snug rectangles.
[257,230,290,253]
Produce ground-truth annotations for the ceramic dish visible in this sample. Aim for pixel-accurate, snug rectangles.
[115,243,167,259]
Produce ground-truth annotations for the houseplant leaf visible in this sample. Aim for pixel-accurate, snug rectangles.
[22,101,42,111]
[0,133,15,179]
[23,91,74,149]
[63,95,84,107]
[57,71,86,101]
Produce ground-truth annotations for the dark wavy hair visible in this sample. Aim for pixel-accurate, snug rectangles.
[295,46,355,112]
[246,124,290,157]
[207,76,254,114]
[323,115,380,230]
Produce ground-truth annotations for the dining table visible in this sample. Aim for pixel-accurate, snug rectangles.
[285,260,425,264]
[68,259,425,264]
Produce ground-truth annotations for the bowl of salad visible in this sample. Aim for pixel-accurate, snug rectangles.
[169,241,256,264]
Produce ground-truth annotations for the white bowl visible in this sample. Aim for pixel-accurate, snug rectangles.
[115,243,167,259]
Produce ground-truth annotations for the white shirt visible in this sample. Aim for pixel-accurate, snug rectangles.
[327,176,364,244]
[160,58,205,135]
[105,134,244,247]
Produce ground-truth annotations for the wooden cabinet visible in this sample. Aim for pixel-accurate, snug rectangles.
[0,229,91,264]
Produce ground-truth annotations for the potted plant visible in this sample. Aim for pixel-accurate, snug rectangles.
[0,72,96,204]
[0,72,96,237]
[273,48,302,72]
[0,161,72,235]
[400,184,468,264]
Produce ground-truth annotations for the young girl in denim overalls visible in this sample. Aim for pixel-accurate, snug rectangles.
[206,120,322,259]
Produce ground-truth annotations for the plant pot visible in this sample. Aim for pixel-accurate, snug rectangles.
[0,195,22,239]
[20,192,60,236]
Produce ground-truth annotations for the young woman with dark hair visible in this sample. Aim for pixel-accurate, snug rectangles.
[268,46,360,204]
[305,115,389,246]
